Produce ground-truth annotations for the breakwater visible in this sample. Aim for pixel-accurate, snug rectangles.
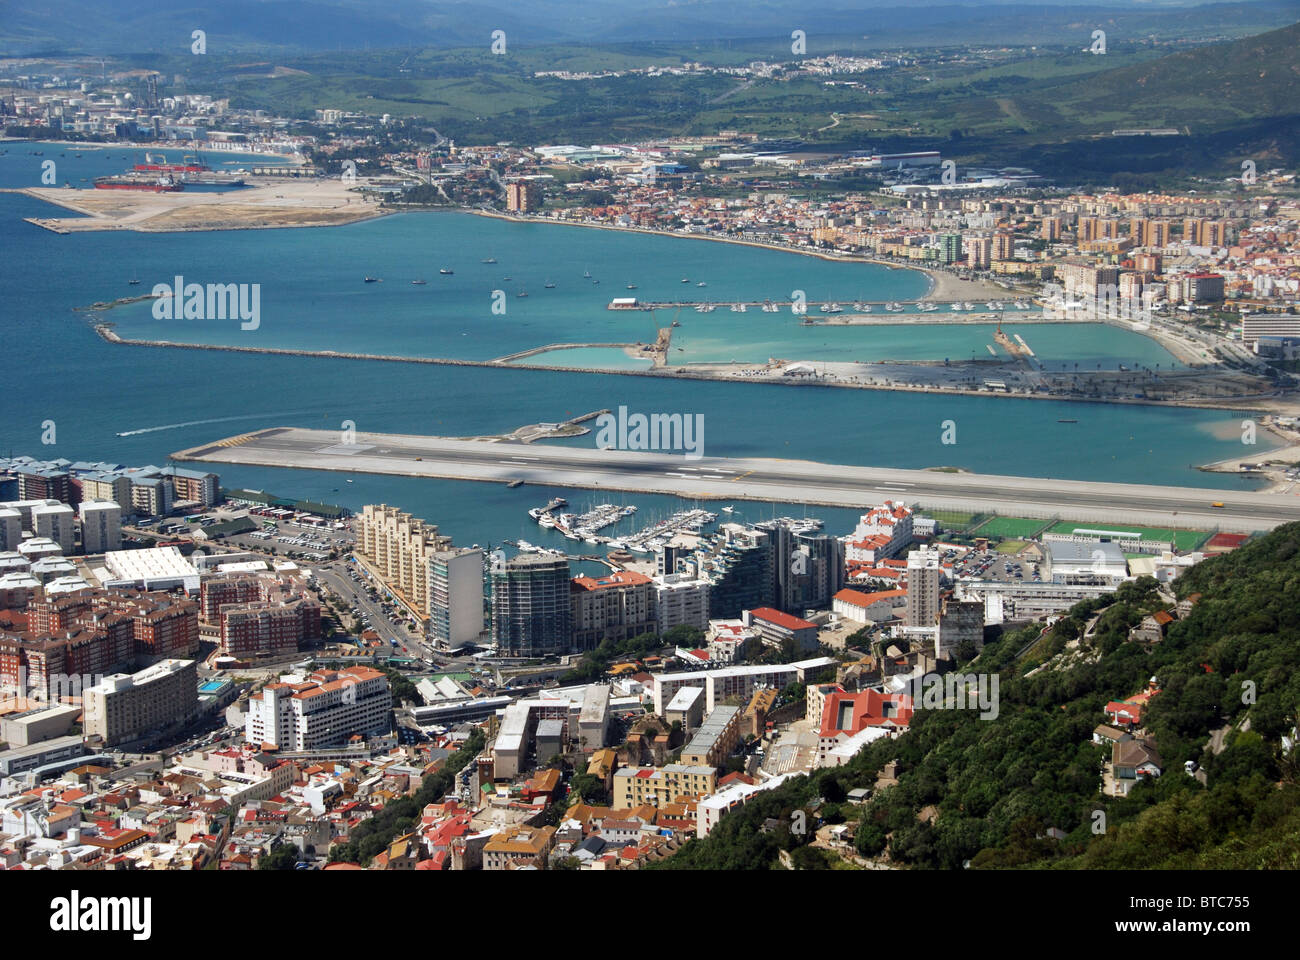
[91,322,1269,413]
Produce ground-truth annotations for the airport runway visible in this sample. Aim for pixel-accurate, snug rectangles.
[173,427,1300,533]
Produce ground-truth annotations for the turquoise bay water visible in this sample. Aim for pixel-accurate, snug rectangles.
[0,144,1272,550]
[517,347,654,370]
[97,210,1179,370]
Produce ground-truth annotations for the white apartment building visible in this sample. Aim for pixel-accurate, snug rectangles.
[83,659,198,747]
[0,499,60,528]
[429,547,484,650]
[653,573,711,632]
[651,657,836,715]
[31,503,75,554]
[0,509,20,553]
[697,772,798,838]
[843,501,914,565]
[245,667,391,752]
[492,683,612,778]
[1240,314,1300,348]
[79,500,122,555]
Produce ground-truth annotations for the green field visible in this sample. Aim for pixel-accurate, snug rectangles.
[1046,522,1208,552]
[926,510,979,531]
[995,540,1030,554]
[970,516,1051,539]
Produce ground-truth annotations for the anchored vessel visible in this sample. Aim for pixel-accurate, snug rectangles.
[93,175,182,192]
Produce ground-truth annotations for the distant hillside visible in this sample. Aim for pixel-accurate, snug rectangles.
[1055,19,1300,124]
[887,18,1300,183]
[2,0,1296,55]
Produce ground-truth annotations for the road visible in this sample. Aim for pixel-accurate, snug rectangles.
[173,426,1300,533]
[313,560,427,656]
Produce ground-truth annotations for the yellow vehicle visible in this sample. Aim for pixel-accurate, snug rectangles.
[1211,501,1225,508]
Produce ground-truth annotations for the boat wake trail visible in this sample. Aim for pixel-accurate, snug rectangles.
[115,412,309,437]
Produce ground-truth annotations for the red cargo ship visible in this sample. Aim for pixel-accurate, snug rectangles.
[133,152,210,174]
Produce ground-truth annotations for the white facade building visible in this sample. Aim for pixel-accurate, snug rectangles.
[31,503,75,554]
[843,501,914,565]
[244,667,391,752]
[653,573,711,632]
[429,547,484,650]
[651,657,836,715]
[79,500,122,555]
[0,509,20,553]
[83,659,198,747]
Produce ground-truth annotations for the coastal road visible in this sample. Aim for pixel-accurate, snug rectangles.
[173,427,1300,533]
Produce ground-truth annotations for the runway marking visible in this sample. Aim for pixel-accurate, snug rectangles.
[732,470,754,482]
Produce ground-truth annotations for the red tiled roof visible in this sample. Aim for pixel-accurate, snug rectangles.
[834,587,907,608]
[1105,701,1143,723]
[571,571,653,591]
[819,689,913,738]
[748,607,817,631]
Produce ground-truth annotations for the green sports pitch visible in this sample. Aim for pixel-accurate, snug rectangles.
[1045,521,1208,552]
[970,516,1050,539]
[925,510,978,531]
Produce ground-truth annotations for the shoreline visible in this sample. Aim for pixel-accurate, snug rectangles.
[464,207,1016,303]
[1196,422,1300,492]
[447,209,1217,366]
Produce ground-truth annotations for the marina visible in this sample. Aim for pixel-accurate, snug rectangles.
[526,499,721,552]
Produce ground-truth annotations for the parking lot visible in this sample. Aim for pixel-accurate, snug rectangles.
[946,546,1043,584]
[220,511,355,562]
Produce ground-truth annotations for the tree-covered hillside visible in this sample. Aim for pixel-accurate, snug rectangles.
[652,522,1300,870]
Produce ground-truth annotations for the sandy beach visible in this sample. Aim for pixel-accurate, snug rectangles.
[1198,420,1300,492]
